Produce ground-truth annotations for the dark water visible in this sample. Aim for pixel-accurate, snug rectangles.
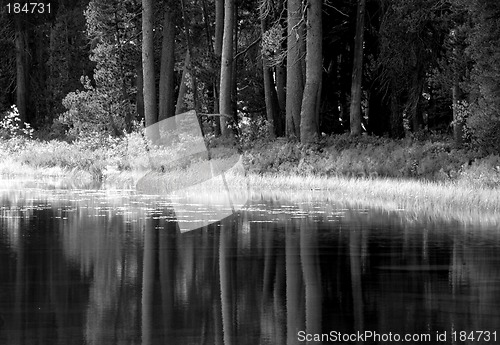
[1,183,500,344]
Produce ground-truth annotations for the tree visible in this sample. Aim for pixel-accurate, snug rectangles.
[299,0,322,143]
[142,0,158,140]
[465,0,500,153]
[285,0,304,138]
[219,0,235,137]
[213,0,224,135]
[159,2,176,123]
[376,0,447,138]
[260,0,282,138]
[349,0,366,136]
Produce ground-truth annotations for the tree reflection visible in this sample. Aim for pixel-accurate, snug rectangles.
[1,192,500,345]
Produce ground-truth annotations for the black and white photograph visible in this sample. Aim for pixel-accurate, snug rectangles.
[0,0,499,343]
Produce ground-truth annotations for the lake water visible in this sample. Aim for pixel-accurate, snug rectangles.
[1,180,500,344]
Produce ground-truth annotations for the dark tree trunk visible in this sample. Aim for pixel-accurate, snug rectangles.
[349,0,366,136]
[213,0,224,135]
[219,0,234,137]
[261,5,281,139]
[300,0,322,143]
[175,51,190,115]
[142,0,158,140]
[159,4,176,123]
[286,0,305,138]
[180,0,200,114]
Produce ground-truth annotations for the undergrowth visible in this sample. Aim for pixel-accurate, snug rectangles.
[0,130,499,189]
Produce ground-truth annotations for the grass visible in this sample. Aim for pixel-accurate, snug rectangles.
[1,133,499,225]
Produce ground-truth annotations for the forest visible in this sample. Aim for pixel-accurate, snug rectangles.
[0,0,500,188]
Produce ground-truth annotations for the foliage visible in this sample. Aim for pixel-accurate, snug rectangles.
[0,105,34,139]
[243,134,498,186]
[60,76,130,136]
[458,155,500,188]
[464,0,500,154]
[58,0,141,137]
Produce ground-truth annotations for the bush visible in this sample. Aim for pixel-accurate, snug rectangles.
[459,155,500,188]
[242,133,487,183]
[0,105,34,140]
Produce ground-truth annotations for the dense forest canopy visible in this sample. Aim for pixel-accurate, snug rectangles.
[0,0,499,153]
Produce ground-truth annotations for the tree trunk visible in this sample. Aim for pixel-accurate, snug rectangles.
[142,0,158,140]
[231,2,239,120]
[276,65,286,136]
[300,0,322,143]
[286,0,305,138]
[261,5,281,139]
[159,4,176,123]
[180,0,200,115]
[219,0,234,137]
[15,16,28,124]
[213,0,224,135]
[175,51,190,115]
[349,0,366,136]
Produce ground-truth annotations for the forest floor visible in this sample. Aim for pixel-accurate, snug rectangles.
[0,133,499,221]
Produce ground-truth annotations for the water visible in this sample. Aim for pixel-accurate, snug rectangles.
[1,180,500,344]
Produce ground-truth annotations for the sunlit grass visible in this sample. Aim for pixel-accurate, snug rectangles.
[0,158,95,187]
[241,173,500,226]
[1,135,499,226]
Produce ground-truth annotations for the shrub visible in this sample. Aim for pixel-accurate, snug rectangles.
[0,105,34,139]
[459,155,500,188]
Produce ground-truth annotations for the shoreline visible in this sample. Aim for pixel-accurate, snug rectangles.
[1,163,499,226]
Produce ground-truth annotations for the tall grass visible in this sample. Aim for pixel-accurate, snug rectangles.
[1,132,499,225]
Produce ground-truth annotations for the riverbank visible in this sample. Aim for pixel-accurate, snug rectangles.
[1,134,499,219]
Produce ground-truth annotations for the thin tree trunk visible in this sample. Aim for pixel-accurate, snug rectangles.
[300,0,322,143]
[231,2,238,120]
[180,0,200,114]
[219,0,235,137]
[276,65,286,135]
[213,0,224,135]
[159,4,176,123]
[175,51,190,115]
[349,0,366,136]
[286,0,305,138]
[261,4,281,139]
[142,0,159,140]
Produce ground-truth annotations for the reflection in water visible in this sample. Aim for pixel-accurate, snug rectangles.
[1,189,500,344]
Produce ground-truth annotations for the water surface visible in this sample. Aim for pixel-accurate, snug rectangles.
[0,180,499,344]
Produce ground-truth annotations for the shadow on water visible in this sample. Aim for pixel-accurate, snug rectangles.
[0,188,500,344]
